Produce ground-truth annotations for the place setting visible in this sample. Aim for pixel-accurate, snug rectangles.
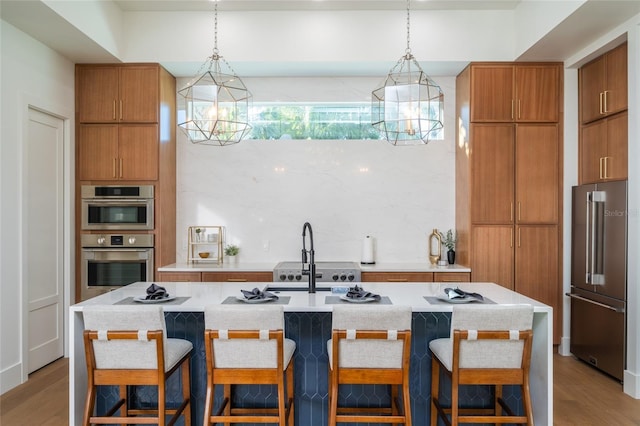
[424,286,495,305]
[326,285,392,305]
[115,283,190,305]
[222,287,290,305]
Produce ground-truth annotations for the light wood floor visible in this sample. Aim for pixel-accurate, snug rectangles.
[1,354,639,425]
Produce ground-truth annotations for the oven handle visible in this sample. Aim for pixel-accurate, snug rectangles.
[83,199,153,205]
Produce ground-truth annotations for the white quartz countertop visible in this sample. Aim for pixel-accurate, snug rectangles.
[158,262,471,273]
[71,281,550,313]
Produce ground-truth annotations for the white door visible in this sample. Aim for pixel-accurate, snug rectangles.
[26,108,64,373]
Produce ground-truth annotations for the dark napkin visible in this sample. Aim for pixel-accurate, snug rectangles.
[146,283,168,300]
[241,287,279,301]
[346,285,381,301]
[445,287,483,301]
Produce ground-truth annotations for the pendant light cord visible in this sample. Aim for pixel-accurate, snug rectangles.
[405,0,411,57]
[213,0,219,57]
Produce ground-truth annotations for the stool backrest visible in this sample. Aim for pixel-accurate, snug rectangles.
[331,305,412,369]
[205,305,284,368]
[451,305,534,369]
[83,305,166,369]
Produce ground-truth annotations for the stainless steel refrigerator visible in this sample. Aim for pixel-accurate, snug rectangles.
[570,180,627,381]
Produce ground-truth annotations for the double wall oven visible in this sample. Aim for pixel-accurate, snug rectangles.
[80,185,155,301]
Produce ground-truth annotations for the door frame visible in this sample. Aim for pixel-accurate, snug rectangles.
[19,95,74,382]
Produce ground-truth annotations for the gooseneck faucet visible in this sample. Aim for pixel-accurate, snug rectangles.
[301,222,316,293]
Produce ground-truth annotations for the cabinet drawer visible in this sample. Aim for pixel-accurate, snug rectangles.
[434,272,471,283]
[156,272,201,282]
[361,272,434,282]
[202,272,273,282]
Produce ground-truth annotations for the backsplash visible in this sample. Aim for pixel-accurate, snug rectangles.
[174,76,456,264]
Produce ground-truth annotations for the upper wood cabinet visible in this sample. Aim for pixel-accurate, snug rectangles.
[470,64,560,123]
[580,111,628,184]
[579,42,627,124]
[76,65,160,123]
[77,124,159,181]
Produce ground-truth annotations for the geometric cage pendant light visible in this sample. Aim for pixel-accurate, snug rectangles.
[372,0,444,146]
[178,0,252,146]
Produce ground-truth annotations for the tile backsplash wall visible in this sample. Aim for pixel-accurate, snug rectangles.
[175,76,456,264]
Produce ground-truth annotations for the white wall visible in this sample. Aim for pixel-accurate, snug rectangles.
[0,20,75,394]
[175,76,457,264]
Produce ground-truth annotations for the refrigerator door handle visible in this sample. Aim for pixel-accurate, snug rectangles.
[591,191,606,285]
[585,191,592,284]
[566,293,624,313]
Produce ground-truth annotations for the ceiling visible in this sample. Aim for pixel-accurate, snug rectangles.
[2,0,640,78]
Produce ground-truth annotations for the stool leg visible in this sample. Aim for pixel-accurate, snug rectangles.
[119,385,127,418]
[158,381,166,426]
[495,384,503,417]
[402,380,412,426]
[82,384,96,426]
[223,384,231,426]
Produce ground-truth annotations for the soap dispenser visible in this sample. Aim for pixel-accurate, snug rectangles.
[428,228,442,265]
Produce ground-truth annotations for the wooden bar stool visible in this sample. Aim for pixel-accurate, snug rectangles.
[203,304,295,425]
[430,305,534,426]
[82,305,192,425]
[328,305,413,425]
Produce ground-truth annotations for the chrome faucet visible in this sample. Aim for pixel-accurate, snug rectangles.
[301,222,316,293]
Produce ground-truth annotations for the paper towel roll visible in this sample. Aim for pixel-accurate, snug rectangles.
[361,235,375,265]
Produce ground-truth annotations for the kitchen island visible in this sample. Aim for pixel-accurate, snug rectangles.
[69,281,552,425]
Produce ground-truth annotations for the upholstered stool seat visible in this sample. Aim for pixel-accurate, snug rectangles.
[429,305,534,426]
[203,304,295,426]
[82,305,192,426]
[328,304,413,425]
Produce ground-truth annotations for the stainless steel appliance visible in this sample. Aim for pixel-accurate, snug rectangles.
[81,233,154,301]
[81,185,154,230]
[569,180,627,381]
[273,261,361,290]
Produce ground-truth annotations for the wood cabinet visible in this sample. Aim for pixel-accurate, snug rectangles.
[361,272,433,282]
[202,272,273,282]
[77,124,159,180]
[580,111,628,184]
[433,272,471,283]
[457,62,563,343]
[470,64,560,123]
[579,42,627,124]
[157,272,202,282]
[76,65,159,123]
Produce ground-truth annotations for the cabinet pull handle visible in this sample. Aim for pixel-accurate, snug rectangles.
[518,228,521,248]
[518,99,521,119]
[511,99,514,120]
[119,158,123,178]
[603,91,609,113]
[518,202,521,222]
[510,228,513,248]
[599,92,604,115]
[387,278,408,282]
[112,100,116,120]
[438,279,461,282]
[227,278,247,282]
[604,156,610,179]
[119,100,123,120]
[112,158,117,178]
[599,157,604,179]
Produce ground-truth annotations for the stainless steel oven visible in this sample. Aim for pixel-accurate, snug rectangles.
[81,234,154,300]
[81,185,154,231]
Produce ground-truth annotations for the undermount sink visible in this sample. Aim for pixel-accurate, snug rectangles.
[265,285,333,292]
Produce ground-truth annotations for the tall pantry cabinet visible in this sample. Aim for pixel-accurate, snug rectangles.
[74,64,177,302]
[456,63,563,343]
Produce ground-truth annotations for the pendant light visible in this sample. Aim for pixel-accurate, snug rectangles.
[372,0,444,145]
[178,0,252,146]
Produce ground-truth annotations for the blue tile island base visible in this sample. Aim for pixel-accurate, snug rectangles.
[96,311,526,426]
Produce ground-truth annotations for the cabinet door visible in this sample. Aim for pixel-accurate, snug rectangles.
[580,120,608,184]
[515,124,559,223]
[76,67,119,123]
[202,272,273,282]
[119,67,159,123]
[156,272,202,282]
[470,124,514,223]
[604,43,627,117]
[77,125,119,180]
[580,56,606,124]
[361,272,433,282]
[471,226,514,290]
[433,272,471,283]
[515,65,560,122]
[118,125,159,180]
[470,65,514,122]
[605,111,628,181]
[515,225,559,341]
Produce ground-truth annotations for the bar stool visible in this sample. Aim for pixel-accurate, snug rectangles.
[328,304,413,425]
[82,305,192,425]
[429,305,534,426]
[203,304,295,425]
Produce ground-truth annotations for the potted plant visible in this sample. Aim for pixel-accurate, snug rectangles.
[224,244,240,264]
[440,229,457,265]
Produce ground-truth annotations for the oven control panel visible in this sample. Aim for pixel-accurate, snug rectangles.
[81,234,154,248]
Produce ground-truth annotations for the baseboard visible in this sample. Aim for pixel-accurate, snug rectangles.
[557,336,571,356]
[0,362,24,395]
[623,369,640,399]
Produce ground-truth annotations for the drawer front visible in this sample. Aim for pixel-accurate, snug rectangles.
[156,272,202,282]
[201,272,273,282]
[361,272,434,282]
[434,272,471,283]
